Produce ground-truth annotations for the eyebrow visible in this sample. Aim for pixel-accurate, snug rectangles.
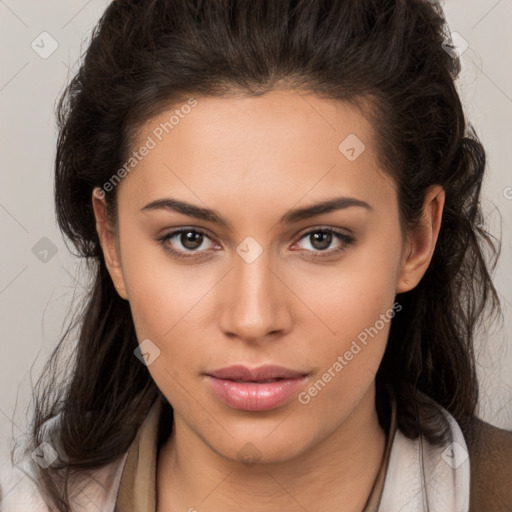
[140,196,372,228]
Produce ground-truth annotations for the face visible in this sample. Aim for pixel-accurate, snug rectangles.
[93,89,444,464]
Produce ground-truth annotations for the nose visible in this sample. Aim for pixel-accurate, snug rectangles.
[218,249,293,343]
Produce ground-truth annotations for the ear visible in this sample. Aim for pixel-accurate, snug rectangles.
[396,184,445,294]
[91,188,129,300]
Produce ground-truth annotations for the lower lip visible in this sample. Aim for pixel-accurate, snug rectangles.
[206,375,307,411]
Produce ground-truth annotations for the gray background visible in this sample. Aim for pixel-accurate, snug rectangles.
[1,0,511,441]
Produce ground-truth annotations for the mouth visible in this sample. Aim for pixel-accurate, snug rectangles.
[206,364,308,381]
[229,378,286,383]
[204,365,309,411]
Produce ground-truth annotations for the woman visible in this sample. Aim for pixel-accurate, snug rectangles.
[1,0,511,511]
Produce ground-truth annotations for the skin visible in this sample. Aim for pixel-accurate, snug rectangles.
[92,89,444,512]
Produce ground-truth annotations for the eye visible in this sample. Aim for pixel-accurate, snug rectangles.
[157,228,219,260]
[157,226,355,261]
[291,228,355,258]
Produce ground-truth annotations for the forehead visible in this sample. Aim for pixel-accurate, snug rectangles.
[121,90,396,213]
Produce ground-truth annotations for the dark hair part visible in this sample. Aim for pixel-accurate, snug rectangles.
[29,0,501,509]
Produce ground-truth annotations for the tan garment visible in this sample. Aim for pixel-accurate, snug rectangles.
[114,395,398,512]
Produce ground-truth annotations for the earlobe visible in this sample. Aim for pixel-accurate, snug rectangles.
[396,185,445,294]
[91,188,129,300]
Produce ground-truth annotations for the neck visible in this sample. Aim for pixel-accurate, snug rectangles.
[157,384,387,512]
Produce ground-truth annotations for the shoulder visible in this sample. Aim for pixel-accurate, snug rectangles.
[0,434,129,512]
[461,416,512,511]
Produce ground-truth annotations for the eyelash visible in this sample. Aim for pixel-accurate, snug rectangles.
[156,227,355,262]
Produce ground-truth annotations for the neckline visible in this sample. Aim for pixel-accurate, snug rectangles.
[116,387,398,512]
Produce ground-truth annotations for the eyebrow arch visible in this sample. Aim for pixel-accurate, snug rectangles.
[140,196,372,228]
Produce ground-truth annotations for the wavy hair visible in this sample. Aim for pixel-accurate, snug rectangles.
[26,0,501,509]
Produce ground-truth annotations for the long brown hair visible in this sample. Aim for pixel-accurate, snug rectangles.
[28,0,501,509]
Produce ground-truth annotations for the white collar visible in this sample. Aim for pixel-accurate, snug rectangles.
[379,404,470,511]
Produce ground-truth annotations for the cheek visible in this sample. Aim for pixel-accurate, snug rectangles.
[292,233,401,343]
[296,283,397,416]
[118,225,210,340]
[130,278,190,338]
[291,232,402,391]
[121,250,208,402]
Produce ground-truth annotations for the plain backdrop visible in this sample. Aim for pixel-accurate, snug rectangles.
[1,0,511,443]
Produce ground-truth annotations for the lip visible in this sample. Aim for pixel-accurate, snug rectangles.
[207,364,307,381]
[205,365,308,411]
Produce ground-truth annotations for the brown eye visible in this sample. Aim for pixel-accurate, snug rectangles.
[293,228,354,257]
[180,230,204,250]
[157,228,218,260]
[308,231,333,251]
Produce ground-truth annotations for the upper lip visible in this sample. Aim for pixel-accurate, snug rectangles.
[206,365,308,381]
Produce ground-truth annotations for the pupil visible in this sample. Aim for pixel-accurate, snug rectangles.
[312,232,331,250]
[182,231,202,250]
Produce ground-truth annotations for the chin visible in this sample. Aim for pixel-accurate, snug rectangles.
[208,425,315,466]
